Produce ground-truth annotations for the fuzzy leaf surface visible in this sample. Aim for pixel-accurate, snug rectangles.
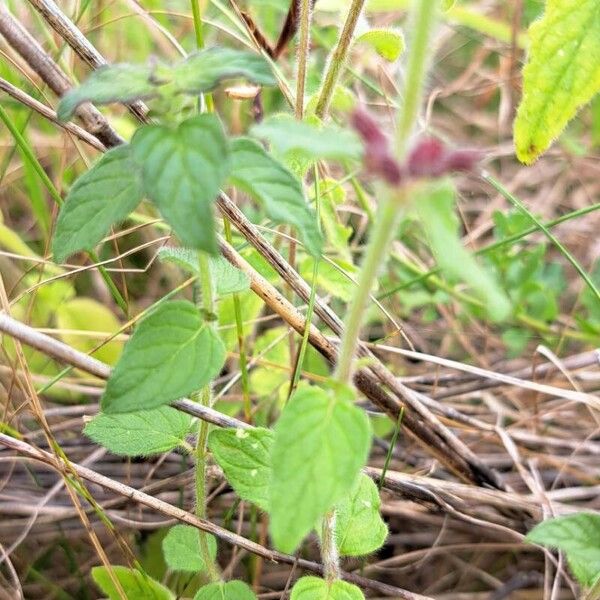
[270,386,371,553]
[229,137,322,257]
[57,64,156,120]
[92,566,173,600]
[102,300,225,413]
[527,513,600,586]
[251,115,363,162]
[52,145,144,263]
[194,580,257,600]
[209,427,273,511]
[355,29,404,61]
[514,0,600,163]
[171,47,276,94]
[132,114,229,254]
[58,48,275,120]
[290,577,365,600]
[158,247,250,295]
[162,525,217,573]
[334,473,387,556]
[84,406,191,456]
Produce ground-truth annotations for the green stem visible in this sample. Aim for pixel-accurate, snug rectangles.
[321,1,441,582]
[190,0,205,48]
[315,0,367,119]
[198,252,215,319]
[321,510,340,582]
[0,104,62,207]
[335,0,442,385]
[288,165,321,399]
[395,0,441,157]
[190,0,214,111]
[295,0,312,119]
[334,188,405,384]
[224,218,251,421]
[194,251,220,582]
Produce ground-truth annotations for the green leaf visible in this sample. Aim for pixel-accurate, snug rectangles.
[57,64,156,120]
[208,256,250,295]
[84,406,192,456]
[158,247,250,296]
[162,525,217,573]
[102,300,226,413]
[229,137,323,257]
[92,566,173,600]
[170,47,276,94]
[317,179,352,261]
[354,29,404,61]
[290,576,365,600]
[250,114,363,163]
[56,297,123,366]
[194,580,257,600]
[514,0,600,164]
[58,48,275,121]
[52,145,144,263]
[132,114,230,254]
[334,473,387,556]
[300,257,359,303]
[270,385,371,553]
[248,326,291,398]
[527,513,600,587]
[208,427,273,511]
[413,181,511,322]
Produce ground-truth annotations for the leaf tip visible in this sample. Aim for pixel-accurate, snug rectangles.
[56,95,76,122]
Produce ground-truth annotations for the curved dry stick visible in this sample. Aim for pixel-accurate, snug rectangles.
[0,3,122,147]
[0,432,430,600]
[0,312,536,522]
[0,77,105,151]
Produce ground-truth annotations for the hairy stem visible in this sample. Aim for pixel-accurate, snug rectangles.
[395,0,441,157]
[190,0,214,111]
[288,165,321,399]
[316,4,441,578]
[335,0,441,385]
[321,510,340,582]
[194,252,220,582]
[315,0,366,119]
[295,0,312,118]
[334,188,403,384]
[224,218,252,421]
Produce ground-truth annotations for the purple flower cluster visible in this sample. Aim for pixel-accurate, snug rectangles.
[350,108,481,186]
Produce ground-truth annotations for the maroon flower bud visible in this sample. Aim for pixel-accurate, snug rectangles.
[442,148,482,173]
[350,108,388,147]
[350,108,403,187]
[407,137,447,177]
[364,152,403,186]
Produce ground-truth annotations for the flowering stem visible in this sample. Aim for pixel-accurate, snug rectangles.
[334,187,404,385]
[395,0,441,157]
[335,0,441,386]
